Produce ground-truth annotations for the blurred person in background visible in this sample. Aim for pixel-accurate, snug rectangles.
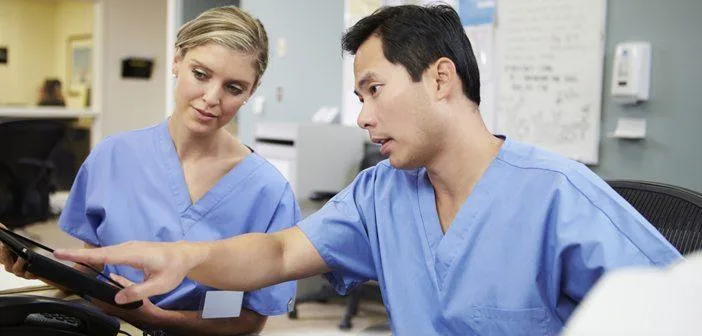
[37,78,66,107]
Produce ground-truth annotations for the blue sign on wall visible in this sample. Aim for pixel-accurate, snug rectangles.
[459,0,496,26]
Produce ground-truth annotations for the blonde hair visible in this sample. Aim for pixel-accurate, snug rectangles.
[175,6,268,87]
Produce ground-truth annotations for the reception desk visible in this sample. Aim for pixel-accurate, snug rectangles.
[0,107,99,120]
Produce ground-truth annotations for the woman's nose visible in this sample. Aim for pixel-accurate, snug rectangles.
[202,86,221,106]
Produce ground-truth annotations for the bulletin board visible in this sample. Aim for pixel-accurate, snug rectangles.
[495,0,608,164]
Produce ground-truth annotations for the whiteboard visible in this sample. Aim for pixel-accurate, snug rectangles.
[495,0,607,164]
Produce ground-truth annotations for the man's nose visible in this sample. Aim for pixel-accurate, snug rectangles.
[357,104,375,129]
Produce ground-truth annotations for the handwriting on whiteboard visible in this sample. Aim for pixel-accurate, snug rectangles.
[496,0,606,164]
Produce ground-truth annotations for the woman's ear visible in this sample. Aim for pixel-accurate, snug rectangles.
[172,49,184,77]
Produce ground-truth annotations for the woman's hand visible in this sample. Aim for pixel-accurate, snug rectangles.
[0,223,37,280]
[92,274,175,330]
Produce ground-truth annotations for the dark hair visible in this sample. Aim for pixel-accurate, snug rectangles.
[42,79,62,96]
[39,79,65,107]
[342,4,480,105]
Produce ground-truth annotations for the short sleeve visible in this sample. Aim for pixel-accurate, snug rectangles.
[58,154,102,246]
[549,182,683,320]
[242,184,300,315]
[297,170,377,295]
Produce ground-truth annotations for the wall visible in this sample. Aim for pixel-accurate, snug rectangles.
[0,0,57,106]
[237,0,345,145]
[181,0,239,25]
[592,0,702,192]
[99,0,168,138]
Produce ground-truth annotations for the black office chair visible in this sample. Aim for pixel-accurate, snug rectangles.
[608,180,702,255]
[289,144,388,330]
[0,119,69,228]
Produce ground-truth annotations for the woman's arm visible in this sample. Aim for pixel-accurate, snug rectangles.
[94,273,268,335]
[153,308,266,336]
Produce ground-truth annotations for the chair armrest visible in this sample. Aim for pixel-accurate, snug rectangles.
[16,158,55,169]
[309,191,339,202]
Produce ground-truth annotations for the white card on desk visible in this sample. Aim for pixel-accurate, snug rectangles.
[0,269,49,294]
[201,291,243,319]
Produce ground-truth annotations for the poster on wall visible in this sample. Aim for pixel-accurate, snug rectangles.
[342,0,383,126]
[458,0,495,25]
[67,35,92,96]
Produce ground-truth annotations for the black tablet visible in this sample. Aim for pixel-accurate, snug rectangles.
[0,227,142,310]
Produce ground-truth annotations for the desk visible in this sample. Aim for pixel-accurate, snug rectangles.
[0,107,98,120]
[4,286,142,335]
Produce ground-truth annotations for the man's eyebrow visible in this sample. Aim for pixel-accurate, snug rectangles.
[356,72,377,91]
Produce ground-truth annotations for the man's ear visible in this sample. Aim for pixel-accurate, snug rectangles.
[432,57,457,100]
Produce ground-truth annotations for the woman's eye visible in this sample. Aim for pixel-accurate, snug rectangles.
[192,69,207,80]
[227,86,243,95]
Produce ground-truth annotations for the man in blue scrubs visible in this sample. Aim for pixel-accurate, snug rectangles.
[56,5,682,335]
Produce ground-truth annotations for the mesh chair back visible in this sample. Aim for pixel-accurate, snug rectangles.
[0,119,69,227]
[609,180,702,255]
[0,120,68,163]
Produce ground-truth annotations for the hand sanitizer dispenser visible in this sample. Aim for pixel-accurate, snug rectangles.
[611,42,652,104]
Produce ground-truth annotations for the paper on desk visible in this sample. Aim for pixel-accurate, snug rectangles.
[563,253,702,335]
[0,269,49,294]
[612,117,646,139]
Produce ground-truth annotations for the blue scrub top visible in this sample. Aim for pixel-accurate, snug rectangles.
[60,120,298,315]
[298,137,682,335]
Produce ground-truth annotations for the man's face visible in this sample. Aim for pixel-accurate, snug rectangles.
[354,36,443,169]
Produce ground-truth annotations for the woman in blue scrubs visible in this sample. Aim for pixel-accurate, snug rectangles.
[54,4,682,336]
[56,6,297,335]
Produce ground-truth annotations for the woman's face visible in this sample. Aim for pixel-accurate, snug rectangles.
[172,43,258,135]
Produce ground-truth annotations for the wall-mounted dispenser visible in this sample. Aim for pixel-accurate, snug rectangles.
[611,42,651,104]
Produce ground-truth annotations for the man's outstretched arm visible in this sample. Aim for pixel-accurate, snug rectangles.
[55,226,329,305]
[188,226,328,289]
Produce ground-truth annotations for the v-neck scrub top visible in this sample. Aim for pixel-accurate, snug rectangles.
[60,121,298,314]
[297,136,681,335]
